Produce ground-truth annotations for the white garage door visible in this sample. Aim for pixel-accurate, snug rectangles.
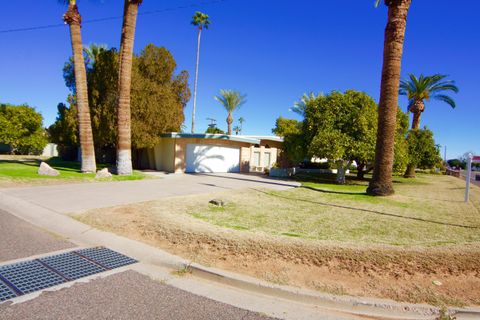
[186,144,240,173]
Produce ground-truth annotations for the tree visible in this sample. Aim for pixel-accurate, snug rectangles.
[0,104,48,155]
[214,90,247,135]
[53,44,190,163]
[399,74,458,177]
[191,11,211,133]
[272,117,304,166]
[205,127,225,134]
[305,91,378,184]
[400,74,458,130]
[116,0,143,175]
[406,128,442,170]
[367,0,412,196]
[392,108,410,174]
[238,117,245,134]
[61,0,96,172]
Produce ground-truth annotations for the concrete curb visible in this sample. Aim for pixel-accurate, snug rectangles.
[1,191,479,320]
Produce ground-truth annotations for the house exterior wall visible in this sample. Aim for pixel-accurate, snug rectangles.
[151,135,283,174]
[153,138,175,172]
[173,137,251,173]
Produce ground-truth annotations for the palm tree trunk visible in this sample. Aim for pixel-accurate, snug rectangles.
[191,28,202,133]
[404,100,424,178]
[116,0,142,175]
[411,111,421,130]
[227,112,233,135]
[367,0,411,196]
[64,2,96,173]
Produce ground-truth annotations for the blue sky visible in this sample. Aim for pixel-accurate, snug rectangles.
[0,0,478,159]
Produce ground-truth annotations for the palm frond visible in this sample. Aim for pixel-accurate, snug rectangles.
[433,94,456,109]
[191,11,211,29]
[399,73,458,110]
[214,90,247,113]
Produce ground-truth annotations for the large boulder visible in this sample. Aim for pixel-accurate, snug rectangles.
[95,168,112,179]
[38,162,60,176]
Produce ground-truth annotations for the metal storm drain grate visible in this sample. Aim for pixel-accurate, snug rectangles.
[0,279,17,302]
[0,247,136,303]
[75,247,137,270]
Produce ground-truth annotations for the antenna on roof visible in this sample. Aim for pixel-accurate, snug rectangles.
[206,118,217,129]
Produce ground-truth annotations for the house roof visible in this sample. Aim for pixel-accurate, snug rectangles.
[161,133,261,144]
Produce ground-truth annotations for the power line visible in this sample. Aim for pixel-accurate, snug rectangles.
[0,0,228,35]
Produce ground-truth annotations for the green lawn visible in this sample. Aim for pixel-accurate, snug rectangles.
[0,157,145,184]
[188,173,480,247]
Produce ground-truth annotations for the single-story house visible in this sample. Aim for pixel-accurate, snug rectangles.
[138,133,283,173]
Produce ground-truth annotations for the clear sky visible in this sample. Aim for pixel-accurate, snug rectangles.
[0,1,478,159]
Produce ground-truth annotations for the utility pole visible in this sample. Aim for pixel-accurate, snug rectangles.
[444,145,447,163]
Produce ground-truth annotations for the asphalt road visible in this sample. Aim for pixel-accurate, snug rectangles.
[0,209,74,262]
[0,209,275,320]
[0,271,274,320]
[461,169,480,187]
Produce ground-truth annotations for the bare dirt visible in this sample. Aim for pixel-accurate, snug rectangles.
[77,200,480,307]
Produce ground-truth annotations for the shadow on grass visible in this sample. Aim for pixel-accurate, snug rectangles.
[300,185,366,196]
[253,189,480,229]
[0,158,113,174]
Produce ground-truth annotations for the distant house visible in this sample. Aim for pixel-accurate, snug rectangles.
[138,133,283,173]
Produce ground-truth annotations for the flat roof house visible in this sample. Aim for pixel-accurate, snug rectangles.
[138,133,283,173]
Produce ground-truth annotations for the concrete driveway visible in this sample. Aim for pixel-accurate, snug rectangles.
[1,173,300,213]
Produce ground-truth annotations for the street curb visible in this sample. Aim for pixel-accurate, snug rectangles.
[1,191,479,320]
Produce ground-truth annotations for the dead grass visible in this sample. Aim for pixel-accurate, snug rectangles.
[75,174,480,307]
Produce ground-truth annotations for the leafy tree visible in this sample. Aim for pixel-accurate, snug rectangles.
[406,128,442,170]
[191,11,211,133]
[52,44,190,164]
[116,0,144,175]
[214,90,247,135]
[131,44,190,149]
[205,127,225,134]
[305,91,378,184]
[272,117,304,165]
[368,0,412,196]
[61,0,96,173]
[0,104,48,155]
[392,108,409,174]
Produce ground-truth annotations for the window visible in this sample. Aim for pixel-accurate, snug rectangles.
[253,151,261,166]
[264,152,271,167]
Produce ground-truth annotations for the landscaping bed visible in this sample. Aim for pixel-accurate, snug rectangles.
[74,174,480,307]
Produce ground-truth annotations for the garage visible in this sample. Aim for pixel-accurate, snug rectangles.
[186,144,240,173]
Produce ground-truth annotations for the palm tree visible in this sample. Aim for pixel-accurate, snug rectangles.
[400,73,458,177]
[214,90,247,135]
[116,0,143,175]
[83,43,108,68]
[367,0,412,196]
[400,74,458,130]
[238,117,245,134]
[62,0,96,173]
[191,11,211,133]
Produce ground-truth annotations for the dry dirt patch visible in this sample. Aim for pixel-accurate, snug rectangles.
[75,177,480,307]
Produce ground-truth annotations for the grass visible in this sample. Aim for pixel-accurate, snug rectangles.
[187,173,480,247]
[0,157,146,184]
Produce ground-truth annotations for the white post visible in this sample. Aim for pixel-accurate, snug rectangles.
[465,153,473,203]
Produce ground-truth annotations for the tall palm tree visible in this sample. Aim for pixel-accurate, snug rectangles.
[116,0,143,175]
[238,117,245,134]
[399,73,458,177]
[191,11,211,133]
[367,0,412,196]
[62,0,96,173]
[400,74,458,130]
[214,90,247,135]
